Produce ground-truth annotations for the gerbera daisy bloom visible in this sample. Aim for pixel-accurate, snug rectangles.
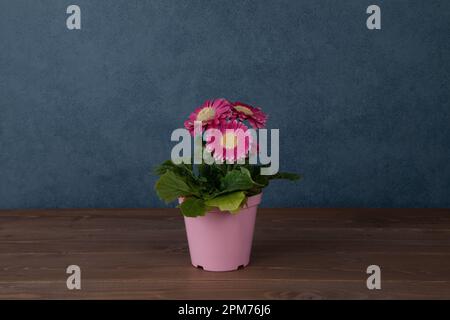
[205,121,253,163]
[184,98,232,135]
[231,102,267,129]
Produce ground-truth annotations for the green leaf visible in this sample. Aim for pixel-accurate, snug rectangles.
[179,198,206,217]
[269,172,302,181]
[205,191,246,212]
[240,167,264,187]
[220,170,254,193]
[155,171,193,203]
[154,160,175,175]
[155,160,197,181]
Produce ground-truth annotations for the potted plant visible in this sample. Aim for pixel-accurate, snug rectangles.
[155,99,300,271]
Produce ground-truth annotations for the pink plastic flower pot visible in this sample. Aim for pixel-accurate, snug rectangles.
[180,193,262,272]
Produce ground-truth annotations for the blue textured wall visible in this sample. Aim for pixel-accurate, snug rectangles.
[0,0,449,209]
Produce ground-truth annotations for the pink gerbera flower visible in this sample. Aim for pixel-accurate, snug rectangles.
[231,102,267,129]
[184,98,232,135]
[205,121,253,163]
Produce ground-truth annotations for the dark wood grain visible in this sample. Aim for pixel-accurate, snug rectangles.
[0,208,449,299]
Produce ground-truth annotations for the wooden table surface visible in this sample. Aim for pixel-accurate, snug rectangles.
[0,208,449,299]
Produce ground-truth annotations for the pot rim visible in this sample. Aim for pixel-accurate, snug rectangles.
[179,192,263,214]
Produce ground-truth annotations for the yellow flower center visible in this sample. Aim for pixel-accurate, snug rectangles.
[221,132,238,149]
[196,107,215,121]
[234,105,253,116]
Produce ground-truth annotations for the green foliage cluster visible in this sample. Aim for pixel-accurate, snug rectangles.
[155,160,300,217]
